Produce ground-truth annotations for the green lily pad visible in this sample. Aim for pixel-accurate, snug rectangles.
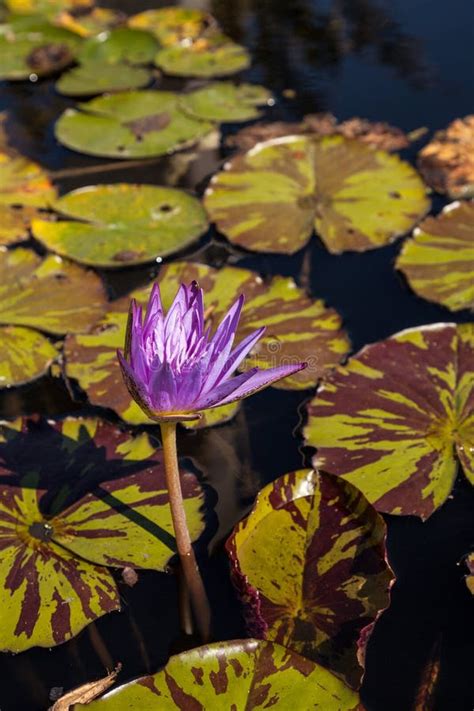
[304,323,474,519]
[0,18,81,80]
[0,152,57,206]
[0,248,106,388]
[0,247,106,334]
[76,639,363,710]
[56,60,151,96]
[77,27,159,65]
[55,90,214,159]
[31,183,209,268]
[205,134,430,254]
[0,415,205,652]
[180,82,273,123]
[127,7,214,47]
[64,260,349,427]
[227,469,393,689]
[155,33,250,78]
[0,325,59,387]
[397,201,474,312]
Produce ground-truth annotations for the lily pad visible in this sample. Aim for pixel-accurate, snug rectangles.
[397,201,474,312]
[127,7,215,47]
[0,204,47,245]
[64,261,350,426]
[77,27,159,65]
[0,152,57,206]
[205,134,430,254]
[0,247,106,334]
[0,415,205,652]
[0,325,59,387]
[55,7,126,37]
[418,116,474,199]
[56,61,151,96]
[76,639,363,710]
[5,0,92,17]
[304,323,474,519]
[227,469,393,688]
[155,33,251,78]
[55,90,214,159]
[31,183,209,268]
[180,82,273,123]
[0,18,81,80]
[465,553,474,595]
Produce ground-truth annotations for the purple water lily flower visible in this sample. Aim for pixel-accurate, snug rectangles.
[118,281,307,422]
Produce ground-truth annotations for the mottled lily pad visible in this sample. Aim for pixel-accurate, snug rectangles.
[77,27,158,65]
[56,61,151,96]
[65,261,349,427]
[180,82,272,123]
[418,116,474,199]
[0,325,59,387]
[0,247,106,334]
[55,7,126,37]
[55,90,213,159]
[0,152,56,206]
[127,7,214,47]
[5,0,92,16]
[77,639,363,710]
[0,416,205,652]
[0,204,47,245]
[205,134,429,254]
[397,201,474,312]
[304,323,474,519]
[31,183,209,268]
[465,553,474,595]
[155,33,250,78]
[0,18,81,80]
[227,469,393,688]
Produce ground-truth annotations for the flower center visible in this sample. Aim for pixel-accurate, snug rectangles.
[28,521,54,542]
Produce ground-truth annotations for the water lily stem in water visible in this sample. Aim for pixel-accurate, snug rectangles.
[160,421,211,642]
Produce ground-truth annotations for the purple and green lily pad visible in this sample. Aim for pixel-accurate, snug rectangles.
[205,134,430,254]
[65,261,350,428]
[0,416,205,652]
[31,183,208,268]
[397,201,474,312]
[77,639,364,710]
[304,323,474,519]
[227,469,393,688]
[0,248,106,387]
[55,89,214,159]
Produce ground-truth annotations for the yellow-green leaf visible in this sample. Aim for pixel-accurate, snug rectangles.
[0,152,56,207]
[304,323,474,519]
[0,325,59,387]
[205,134,429,254]
[127,8,214,47]
[32,183,208,268]
[76,639,364,710]
[397,201,474,311]
[180,81,272,123]
[227,469,393,688]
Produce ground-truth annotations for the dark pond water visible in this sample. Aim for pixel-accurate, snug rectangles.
[1,1,473,709]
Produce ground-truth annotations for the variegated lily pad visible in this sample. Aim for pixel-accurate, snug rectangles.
[304,323,474,519]
[0,248,105,387]
[205,134,429,254]
[397,201,474,312]
[227,469,393,688]
[127,7,214,47]
[31,183,208,268]
[64,261,350,427]
[0,152,56,207]
[418,116,474,199]
[0,17,81,80]
[0,416,205,652]
[465,553,474,594]
[5,0,92,17]
[55,90,213,159]
[155,33,250,78]
[77,639,364,710]
[56,61,151,96]
[55,7,126,37]
[180,82,272,123]
[0,204,46,245]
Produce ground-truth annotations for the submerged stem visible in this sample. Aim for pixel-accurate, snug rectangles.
[160,421,211,642]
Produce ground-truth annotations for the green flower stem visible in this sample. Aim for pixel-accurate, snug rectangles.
[160,421,211,642]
